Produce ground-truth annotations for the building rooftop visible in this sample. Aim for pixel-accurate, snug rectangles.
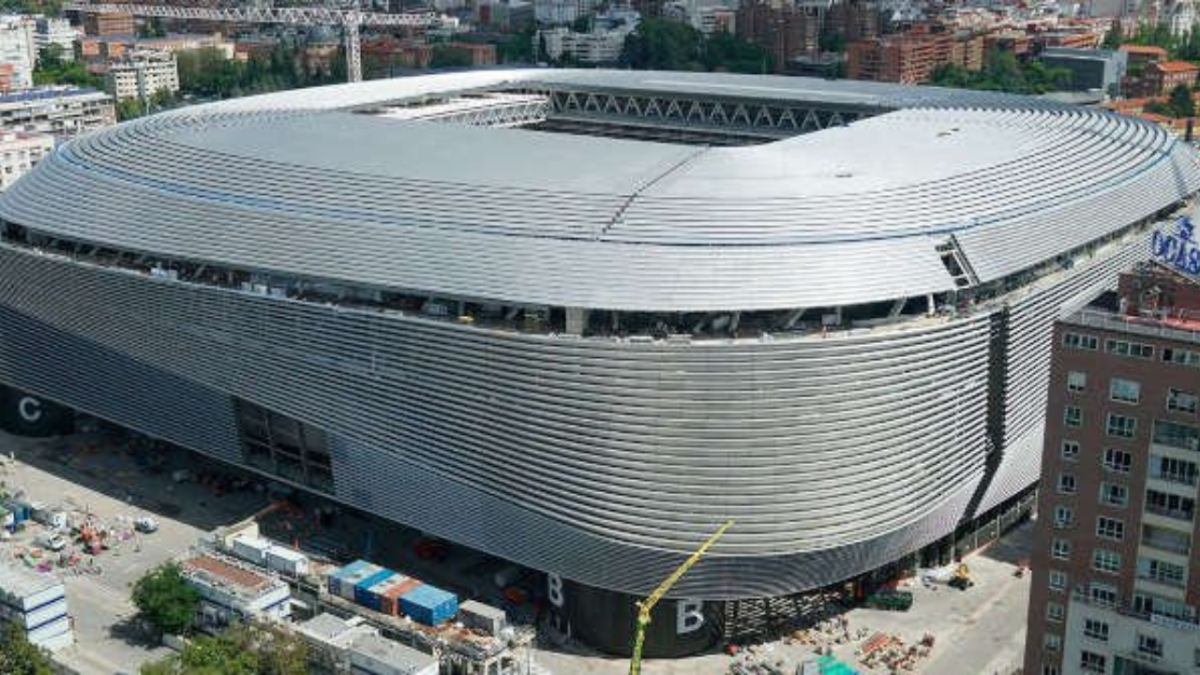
[0,563,62,598]
[1120,44,1169,56]
[181,554,283,598]
[3,69,1198,312]
[1155,60,1199,73]
[348,632,437,671]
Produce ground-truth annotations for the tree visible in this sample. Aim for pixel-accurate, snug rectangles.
[429,45,473,69]
[132,563,200,637]
[931,48,1071,94]
[138,623,307,675]
[0,624,53,675]
[115,97,145,122]
[1101,20,1123,50]
[1170,83,1196,118]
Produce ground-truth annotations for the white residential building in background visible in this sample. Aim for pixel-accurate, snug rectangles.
[537,7,639,63]
[34,16,76,62]
[0,130,53,191]
[0,16,36,90]
[0,87,116,138]
[105,50,179,101]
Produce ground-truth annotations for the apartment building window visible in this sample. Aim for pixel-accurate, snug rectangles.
[1089,582,1117,607]
[1065,332,1099,350]
[1051,538,1071,560]
[1152,419,1200,451]
[1058,473,1077,494]
[1066,406,1083,428]
[1151,455,1198,485]
[1106,339,1153,359]
[1134,593,1195,622]
[1138,557,1186,587]
[1106,413,1137,438]
[1092,549,1122,574]
[1049,569,1067,591]
[1042,666,1059,675]
[1168,388,1199,414]
[1145,489,1195,521]
[1043,633,1061,652]
[1163,346,1200,368]
[1142,523,1192,555]
[1061,440,1080,461]
[1083,618,1109,641]
[1097,516,1124,541]
[1067,371,1087,393]
[1046,602,1064,623]
[1138,634,1164,658]
[1109,378,1141,404]
[1103,448,1132,473]
[1054,505,1075,528]
[1080,651,1106,673]
[1099,482,1127,507]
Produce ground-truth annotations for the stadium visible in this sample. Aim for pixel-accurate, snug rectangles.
[0,69,1197,655]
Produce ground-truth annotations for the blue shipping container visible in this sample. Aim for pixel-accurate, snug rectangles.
[400,584,458,626]
[354,569,396,611]
[327,559,378,598]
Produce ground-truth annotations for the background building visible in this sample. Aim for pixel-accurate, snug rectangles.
[0,16,37,90]
[105,50,179,102]
[1039,47,1127,96]
[0,87,115,138]
[33,16,75,63]
[1026,256,1200,675]
[0,130,52,191]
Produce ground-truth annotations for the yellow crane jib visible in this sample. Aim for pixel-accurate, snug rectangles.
[628,519,733,675]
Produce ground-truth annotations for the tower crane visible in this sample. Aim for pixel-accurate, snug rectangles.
[629,519,733,675]
[63,1,453,83]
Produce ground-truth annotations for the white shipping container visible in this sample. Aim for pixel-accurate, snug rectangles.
[231,536,272,565]
[265,546,309,576]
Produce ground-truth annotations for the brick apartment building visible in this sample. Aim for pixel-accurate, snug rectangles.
[736,0,819,72]
[83,12,134,37]
[1025,251,1200,675]
[846,24,980,84]
[1128,60,1200,98]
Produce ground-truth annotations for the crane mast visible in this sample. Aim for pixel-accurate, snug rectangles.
[63,1,450,82]
[629,520,733,675]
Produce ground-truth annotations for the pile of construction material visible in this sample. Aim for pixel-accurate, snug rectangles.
[856,631,934,673]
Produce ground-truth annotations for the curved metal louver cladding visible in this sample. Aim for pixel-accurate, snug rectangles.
[0,244,998,597]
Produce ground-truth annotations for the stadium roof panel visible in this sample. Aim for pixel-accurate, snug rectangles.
[3,69,1197,312]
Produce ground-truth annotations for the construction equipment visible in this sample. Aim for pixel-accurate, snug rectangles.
[63,1,452,83]
[628,520,732,675]
[948,563,974,590]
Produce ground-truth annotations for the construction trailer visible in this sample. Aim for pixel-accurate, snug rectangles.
[0,562,72,650]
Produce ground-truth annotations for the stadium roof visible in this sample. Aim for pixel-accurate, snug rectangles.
[3,69,1197,312]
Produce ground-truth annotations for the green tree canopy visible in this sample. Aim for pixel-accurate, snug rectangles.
[429,45,473,69]
[619,18,772,73]
[34,45,102,89]
[132,562,200,637]
[0,624,53,675]
[139,623,308,675]
[931,48,1071,94]
[1170,83,1196,118]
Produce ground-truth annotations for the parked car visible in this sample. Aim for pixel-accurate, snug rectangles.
[134,517,159,533]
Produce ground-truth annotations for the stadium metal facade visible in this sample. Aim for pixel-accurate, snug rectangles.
[0,69,1198,654]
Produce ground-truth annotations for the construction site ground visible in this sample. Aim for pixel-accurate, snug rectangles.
[0,428,264,674]
[533,521,1033,675]
[0,426,1032,675]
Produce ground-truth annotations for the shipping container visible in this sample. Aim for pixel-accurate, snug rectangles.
[231,536,272,565]
[460,600,507,636]
[264,546,309,576]
[327,560,382,600]
[354,569,396,611]
[360,573,408,615]
[381,578,422,616]
[400,584,457,626]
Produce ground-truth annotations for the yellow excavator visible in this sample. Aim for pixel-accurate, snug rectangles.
[628,520,734,675]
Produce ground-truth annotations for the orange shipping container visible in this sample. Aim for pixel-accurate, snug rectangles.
[381,578,422,616]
